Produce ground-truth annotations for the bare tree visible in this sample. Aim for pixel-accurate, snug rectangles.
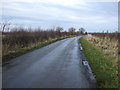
[79,27,85,34]
[68,27,76,32]
[55,26,63,37]
[1,20,11,32]
[106,30,109,33]
[55,26,63,32]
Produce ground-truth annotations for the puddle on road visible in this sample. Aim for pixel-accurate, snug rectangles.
[78,41,97,87]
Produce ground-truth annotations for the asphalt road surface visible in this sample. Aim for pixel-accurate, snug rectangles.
[3,36,96,88]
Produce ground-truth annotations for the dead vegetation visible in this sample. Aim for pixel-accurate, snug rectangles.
[2,26,82,61]
[86,33,118,65]
[81,34,119,88]
[83,33,119,88]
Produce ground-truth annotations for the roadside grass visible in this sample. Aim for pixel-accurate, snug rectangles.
[80,37,118,88]
[3,36,76,63]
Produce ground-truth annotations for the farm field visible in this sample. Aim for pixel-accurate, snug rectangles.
[80,33,119,88]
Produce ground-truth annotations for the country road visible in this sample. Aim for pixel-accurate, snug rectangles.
[3,36,96,88]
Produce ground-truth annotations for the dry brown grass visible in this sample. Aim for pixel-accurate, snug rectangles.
[2,26,82,61]
[85,35,118,65]
[80,37,118,88]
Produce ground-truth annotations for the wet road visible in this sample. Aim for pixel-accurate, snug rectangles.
[3,36,96,88]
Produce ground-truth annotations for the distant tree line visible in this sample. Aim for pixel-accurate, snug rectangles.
[55,26,87,34]
[2,24,87,57]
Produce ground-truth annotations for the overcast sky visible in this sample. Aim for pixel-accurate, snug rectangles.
[1,0,118,32]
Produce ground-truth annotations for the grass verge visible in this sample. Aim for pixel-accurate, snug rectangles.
[3,36,76,63]
[80,37,118,88]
